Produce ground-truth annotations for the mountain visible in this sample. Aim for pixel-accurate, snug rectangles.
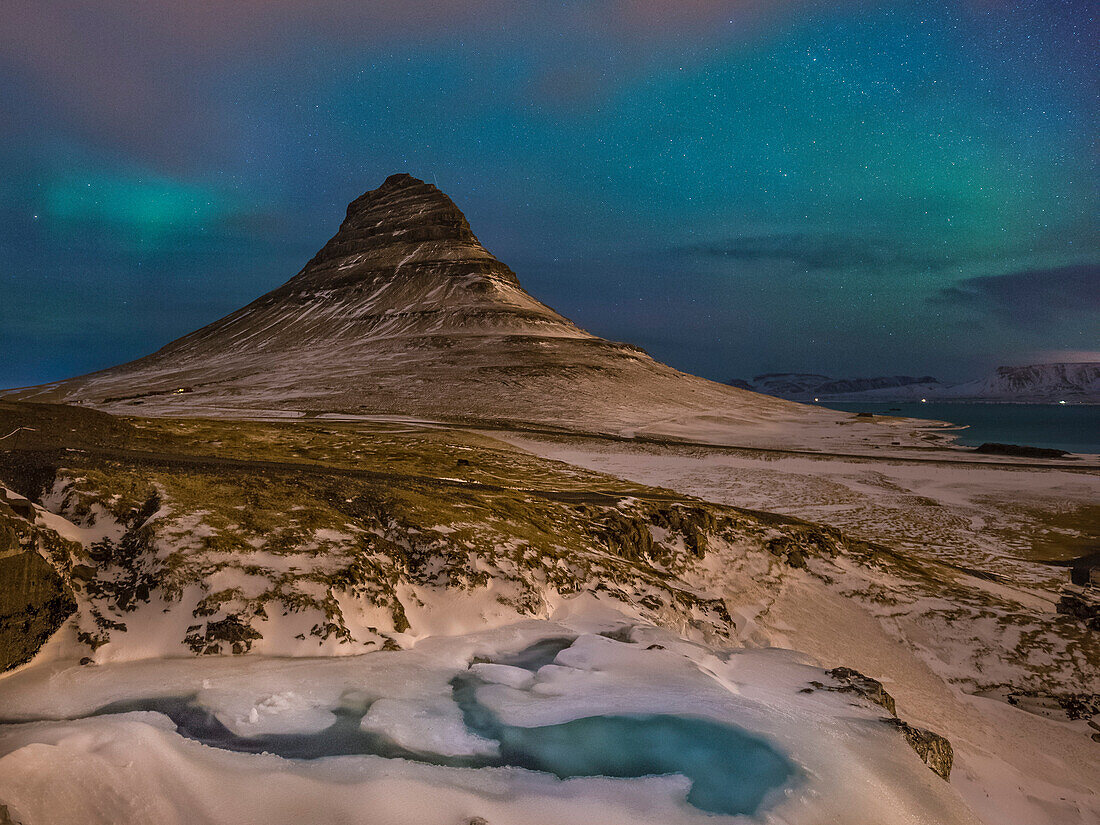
[743,373,832,399]
[815,375,941,396]
[5,173,832,442]
[939,363,1100,402]
[733,364,1099,403]
[733,373,942,401]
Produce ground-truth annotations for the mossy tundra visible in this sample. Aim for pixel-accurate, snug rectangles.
[0,403,860,659]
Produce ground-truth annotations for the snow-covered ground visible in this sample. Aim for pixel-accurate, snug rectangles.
[0,605,979,825]
[1,409,1095,825]
[497,434,1100,825]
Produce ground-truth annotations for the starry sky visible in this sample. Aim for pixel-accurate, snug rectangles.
[1,0,1096,388]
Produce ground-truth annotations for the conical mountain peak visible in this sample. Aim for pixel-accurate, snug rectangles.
[305,173,482,272]
[106,172,587,367]
[7,173,804,439]
[346,172,477,241]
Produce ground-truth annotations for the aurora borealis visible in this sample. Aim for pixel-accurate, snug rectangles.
[1,1,1096,387]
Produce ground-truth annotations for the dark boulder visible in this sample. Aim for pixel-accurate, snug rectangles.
[825,666,898,715]
[184,614,263,655]
[0,506,77,671]
[1056,589,1100,630]
[882,718,954,780]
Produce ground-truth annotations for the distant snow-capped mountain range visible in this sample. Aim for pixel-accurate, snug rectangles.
[730,362,1100,403]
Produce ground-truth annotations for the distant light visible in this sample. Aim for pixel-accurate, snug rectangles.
[1059,400,1067,405]
[814,397,819,402]
[920,398,927,403]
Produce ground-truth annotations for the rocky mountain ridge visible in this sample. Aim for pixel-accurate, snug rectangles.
[735,373,941,400]
[942,362,1100,402]
[731,362,1099,403]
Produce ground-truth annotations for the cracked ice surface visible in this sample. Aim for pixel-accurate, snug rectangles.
[0,602,978,825]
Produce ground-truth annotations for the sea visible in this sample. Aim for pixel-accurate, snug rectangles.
[817,401,1100,455]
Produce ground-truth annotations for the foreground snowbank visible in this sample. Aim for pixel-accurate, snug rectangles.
[0,603,978,825]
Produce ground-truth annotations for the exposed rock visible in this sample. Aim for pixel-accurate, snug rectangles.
[3,496,34,521]
[184,614,264,655]
[803,665,954,779]
[1005,690,1100,721]
[1056,588,1100,629]
[882,718,954,780]
[0,502,77,671]
[766,524,845,569]
[69,564,97,581]
[823,666,898,716]
[804,667,895,713]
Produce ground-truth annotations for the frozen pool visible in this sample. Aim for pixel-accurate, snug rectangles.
[462,705,795,815]
[78,638,796,817]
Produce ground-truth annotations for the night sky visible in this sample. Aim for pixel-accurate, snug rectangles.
[1,1,1096,389]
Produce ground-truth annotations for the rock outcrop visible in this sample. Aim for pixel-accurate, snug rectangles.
[0,492,76,671]
[1056,589,1100,629]
[803,666,954,780]
[883,718,954,781]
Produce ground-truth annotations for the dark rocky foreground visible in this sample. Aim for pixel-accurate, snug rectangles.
[0,492,76,671]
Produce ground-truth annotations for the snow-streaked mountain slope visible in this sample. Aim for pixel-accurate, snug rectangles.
[738,363,1099,403]
[4,174,835,440]
[743,373,833,398]
[939,362,1100,402]
[743,373,942,401]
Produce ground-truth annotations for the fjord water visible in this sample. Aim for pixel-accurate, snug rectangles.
[821,402,1100,453]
